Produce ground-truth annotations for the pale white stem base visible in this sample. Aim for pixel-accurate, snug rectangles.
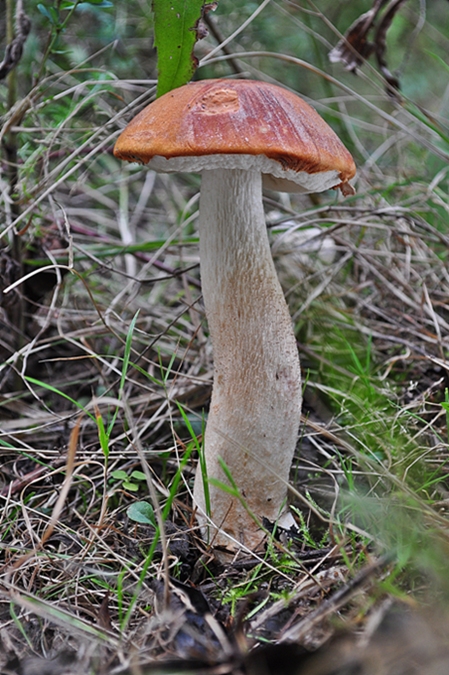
[193,169,302,552]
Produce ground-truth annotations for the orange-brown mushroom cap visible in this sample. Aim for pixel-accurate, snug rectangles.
[114,79,356,195]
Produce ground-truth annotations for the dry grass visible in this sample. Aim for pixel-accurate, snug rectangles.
[1,1,449,673]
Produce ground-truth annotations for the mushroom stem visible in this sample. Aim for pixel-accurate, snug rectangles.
[193,168,302,551]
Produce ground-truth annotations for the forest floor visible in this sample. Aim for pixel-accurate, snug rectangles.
[1,171,449,674]
[1,2,449,673]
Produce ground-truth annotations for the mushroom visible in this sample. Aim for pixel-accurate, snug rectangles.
[114,79,356,553]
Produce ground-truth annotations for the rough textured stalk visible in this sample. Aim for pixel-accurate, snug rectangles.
[193,169,302,551]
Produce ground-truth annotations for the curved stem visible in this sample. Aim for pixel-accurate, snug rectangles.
[193,169,302,550]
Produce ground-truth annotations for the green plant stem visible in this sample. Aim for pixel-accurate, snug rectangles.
[34,1,83,85]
